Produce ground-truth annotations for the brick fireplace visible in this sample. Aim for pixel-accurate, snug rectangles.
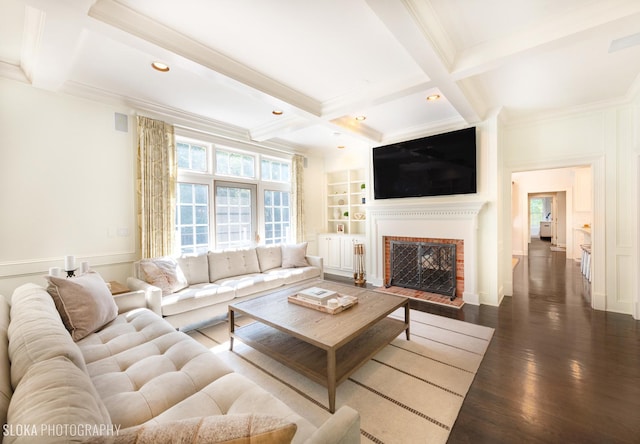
[366,201,485,305]
[384,236,464,299]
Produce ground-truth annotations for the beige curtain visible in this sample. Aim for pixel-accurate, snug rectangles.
[137,116,176,258]
[291,155,305,242]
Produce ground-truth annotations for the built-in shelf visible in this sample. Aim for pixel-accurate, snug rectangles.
[326,168,366,235]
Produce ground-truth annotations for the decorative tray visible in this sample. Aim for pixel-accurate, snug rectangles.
[287,294,358,314]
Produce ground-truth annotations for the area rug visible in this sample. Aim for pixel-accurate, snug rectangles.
[188,309,494,444]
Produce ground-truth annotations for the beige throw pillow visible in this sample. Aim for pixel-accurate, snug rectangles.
[281,242,309,268]
[45,271,118,341]
[140,257,188,296]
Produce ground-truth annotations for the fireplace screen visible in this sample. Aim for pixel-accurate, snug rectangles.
[388,240,456,300]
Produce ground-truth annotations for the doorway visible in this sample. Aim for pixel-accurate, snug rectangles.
[528,192,567,250]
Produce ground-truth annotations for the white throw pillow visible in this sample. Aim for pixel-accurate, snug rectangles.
[281,242,309,268]
[140,257,188,296]
[256,245,282,272]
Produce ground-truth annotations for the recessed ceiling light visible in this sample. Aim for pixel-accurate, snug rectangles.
[272,110,284,116]
[151,61,170,72]
[426,94,441,101]
[355,115,367,121]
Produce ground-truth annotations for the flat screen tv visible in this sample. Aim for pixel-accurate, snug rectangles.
[373,127,477,199]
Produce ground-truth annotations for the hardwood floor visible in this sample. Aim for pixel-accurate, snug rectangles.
[329,238,639,442]
[436,239,640,443]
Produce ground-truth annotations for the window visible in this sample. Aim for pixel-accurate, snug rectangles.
[216,149,255,179]
[214,181,256,250]
[264,190,290,244]
[261,158,290,183]
[176,183,209,254]
[176,137,292,252]
[177,141,207,172]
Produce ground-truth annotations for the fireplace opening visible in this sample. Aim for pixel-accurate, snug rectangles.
[387,240,457,300]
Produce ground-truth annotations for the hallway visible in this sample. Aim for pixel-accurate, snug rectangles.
[419,238,640,443]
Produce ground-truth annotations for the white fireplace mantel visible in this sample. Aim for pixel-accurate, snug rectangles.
[366,200,486,305]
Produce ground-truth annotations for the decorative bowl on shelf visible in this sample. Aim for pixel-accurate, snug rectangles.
[353,212,365,220]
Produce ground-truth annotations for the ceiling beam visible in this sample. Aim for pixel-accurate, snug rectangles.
[88,0,323,119]
[450,0,640,80]
[366,0,480,124]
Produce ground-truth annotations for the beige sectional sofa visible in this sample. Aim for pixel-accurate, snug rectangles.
[127,243,323,329]
[0,276,359,443]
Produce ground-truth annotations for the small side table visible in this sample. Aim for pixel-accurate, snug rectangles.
[108,281,130,295]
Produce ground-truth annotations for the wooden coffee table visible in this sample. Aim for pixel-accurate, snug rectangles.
[228,280,410,413]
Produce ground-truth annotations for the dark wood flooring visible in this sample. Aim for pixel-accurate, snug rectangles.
[432,239,640,443]
[329,239,640,443]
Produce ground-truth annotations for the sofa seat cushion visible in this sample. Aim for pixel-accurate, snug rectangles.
[264,266,321,285]
[147,373,317,442]
[5,356,111,444]
[76,309,179,364]
[78,314,234,429]
[208,249,261,282]
[8,284,88,389]
[160,283,236,317]
[214,273,284,298]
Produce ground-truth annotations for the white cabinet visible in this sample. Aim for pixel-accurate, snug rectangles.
[318,234,365,277]
[540,221,552,238]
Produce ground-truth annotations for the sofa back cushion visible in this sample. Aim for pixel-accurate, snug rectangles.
[0,295,12,430]
[45,271,119,341]
[208,249,260,282]
[176,255,210,285]
[5,356,112,443]
[8,284,88,389]
[256,245,282,272]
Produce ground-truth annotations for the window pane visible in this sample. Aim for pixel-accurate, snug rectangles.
[195,185,208,204]
[177,142,208,172]
[263,190,291,244]
[176,183,209,254]
[177,143,190,169]
[191,145,207,171]
[261,158,290,183]
[180,205,193,224]
[216,149,256,179]
[215,183,254,249]
[179,183,193,203]
[195,206,208,224]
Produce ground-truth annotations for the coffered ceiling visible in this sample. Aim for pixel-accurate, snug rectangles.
[2,0,640,153]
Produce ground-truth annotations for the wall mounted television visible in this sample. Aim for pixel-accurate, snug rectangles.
[372,127,477,199]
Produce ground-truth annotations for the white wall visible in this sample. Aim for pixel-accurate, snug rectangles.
[0,78,138,297]
[502,101,639,317]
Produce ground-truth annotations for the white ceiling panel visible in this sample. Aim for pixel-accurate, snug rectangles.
[1,0,639,153]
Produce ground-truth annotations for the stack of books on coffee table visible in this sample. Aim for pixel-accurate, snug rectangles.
[288,287,358,314]
[295,287,337,305]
